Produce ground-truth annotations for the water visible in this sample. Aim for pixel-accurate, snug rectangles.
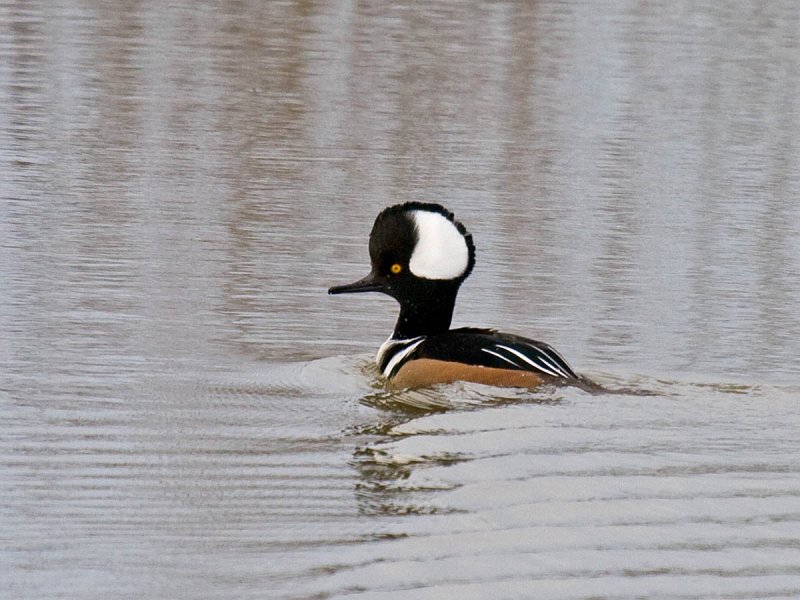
[2,2,800,598]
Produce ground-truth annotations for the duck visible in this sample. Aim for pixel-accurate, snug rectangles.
[329,202,584,389]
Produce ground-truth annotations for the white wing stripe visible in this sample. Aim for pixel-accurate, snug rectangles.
[528,344,571,378]
[481,348,523,368]
[530,343,573,372]
[530,349,573,378]
[494,344,562,378]
[383,337,425,377]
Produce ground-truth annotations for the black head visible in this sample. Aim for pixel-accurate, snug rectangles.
[329,202,476,337]
[329,202,475,298]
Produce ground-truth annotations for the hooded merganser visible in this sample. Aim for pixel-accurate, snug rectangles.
[329,202,583,390]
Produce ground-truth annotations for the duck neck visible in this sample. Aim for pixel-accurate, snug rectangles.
[393,286,459,339]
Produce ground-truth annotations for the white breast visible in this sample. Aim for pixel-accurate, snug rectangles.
[376,336,425,377]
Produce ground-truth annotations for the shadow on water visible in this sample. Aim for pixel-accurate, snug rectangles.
[356,362,663,422]
[331,355,792,523]
[242,354,800,598]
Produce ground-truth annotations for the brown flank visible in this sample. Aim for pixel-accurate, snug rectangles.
[388,358,548,390]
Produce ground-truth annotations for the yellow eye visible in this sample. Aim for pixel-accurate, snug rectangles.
[390,263,403,274]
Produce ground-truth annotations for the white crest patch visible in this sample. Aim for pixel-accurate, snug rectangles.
[408,210,469,280]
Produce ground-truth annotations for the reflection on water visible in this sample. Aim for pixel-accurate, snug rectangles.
[2,1,800,599]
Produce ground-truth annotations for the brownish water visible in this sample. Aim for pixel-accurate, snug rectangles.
[2,2,800,599]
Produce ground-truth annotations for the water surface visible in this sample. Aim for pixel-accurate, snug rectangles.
[2,2,800,598]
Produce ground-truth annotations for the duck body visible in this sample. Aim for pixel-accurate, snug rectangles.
[376,328,578,389]
[329,202,583,390]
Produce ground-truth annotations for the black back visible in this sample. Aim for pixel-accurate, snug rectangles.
[408,327,579,380]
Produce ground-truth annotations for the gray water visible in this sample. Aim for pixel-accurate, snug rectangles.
[2,2,800,599]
